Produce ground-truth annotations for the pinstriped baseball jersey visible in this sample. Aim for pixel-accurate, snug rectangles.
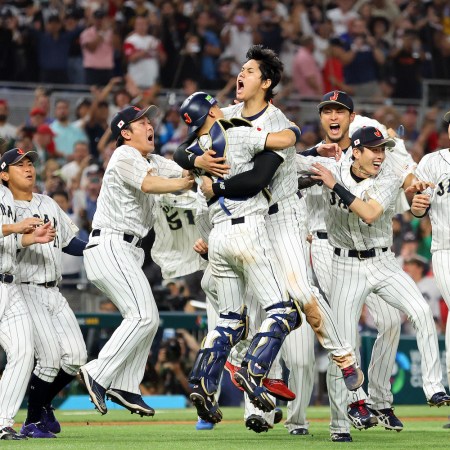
[222,103,297,203]
[297,156,403,250]
[152,190,207,279]
[201,126,282,224]
[415,149,450,252]
[91,146,183,238]
[14,194,78,283]
[0,186,17,274]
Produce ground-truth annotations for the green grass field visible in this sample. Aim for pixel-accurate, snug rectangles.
[4,406,450,449]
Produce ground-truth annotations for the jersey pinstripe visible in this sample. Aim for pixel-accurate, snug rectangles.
[199,126,276,224]
[414,149,450,252]
[297,156,403,250]
[0,186,17,274]
[14,194,78,283]
[222,103,297,203]
[92,146,183,238]
[152,190,207,279]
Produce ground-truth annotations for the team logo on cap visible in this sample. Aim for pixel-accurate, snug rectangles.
[205,95,214,104]
[1,162,6,170]
[354,139,360,146]
[17,148,24,155]
[117,120,125,129]
[374,129,382,137]
[183,113,192,124]
[133,107,140,111]
[330,91,339,101]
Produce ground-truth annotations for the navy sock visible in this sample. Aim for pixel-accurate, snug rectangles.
[45,369,75,406]
[26,374,52,424]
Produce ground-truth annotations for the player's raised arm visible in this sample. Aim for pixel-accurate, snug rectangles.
[141,170,194,194]
[264,124,301,150]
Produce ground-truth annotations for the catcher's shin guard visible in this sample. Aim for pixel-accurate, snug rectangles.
[243,300,302,379]
[189,306,248,394]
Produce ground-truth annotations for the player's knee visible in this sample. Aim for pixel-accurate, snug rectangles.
[34,365,60,381]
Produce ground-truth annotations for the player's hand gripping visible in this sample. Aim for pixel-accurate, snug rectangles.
[199,176,214,200]
[404,180,435,194]
[316,143,342,161]
[193,238,208,255]
[310,163,336,189]
[33,221,56,244]
[194,150,230,177]
[179,173,195,191]
[13,217,45,234]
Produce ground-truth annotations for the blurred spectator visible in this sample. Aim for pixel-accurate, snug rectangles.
[403,254,443,334]
[401,106,420,152]
[29,108,48,129]
[80,9,114,86]
[322,38,354,94]
[50,99,88,159]
[84,96,110,160]
[215,57,237,103]
[156,106,186,148]
[326,0,359,36]
[123,14,166,90]
[398,230,419,266]
[0,99,17,145]
[335,17,385,98]
[32,124,62,169]
[292,35,324,98]
[256,8,284,56]
[416,215,433,261]
[60,141,91,190]
[30,13,83,84]
[73,97,93,129]
[64,8,85,85]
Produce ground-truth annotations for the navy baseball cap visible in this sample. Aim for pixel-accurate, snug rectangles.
[0,148,38,172]
[179,92,218,133]
[110,105,158,140]
[351,126,395,149]
[443,111,450,123]
[318,91,354,112]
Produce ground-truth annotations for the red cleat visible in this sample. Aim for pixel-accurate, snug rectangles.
[262,379,296,402]
[224,361,244,391]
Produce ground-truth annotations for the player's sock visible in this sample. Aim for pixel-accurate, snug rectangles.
[25,374,52,424]
[45,369,76,406]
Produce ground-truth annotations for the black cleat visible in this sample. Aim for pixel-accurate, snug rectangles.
[331,432,352,442]
[368,407,403,431]
[190,383,222,424]
[106,389,155,417]
[245,415,271,433]
[347,400,378,430]
[290,428,309,435]
[427,392,450,407]
[0,427,27,440]
[79,367,107,415]
[274,407,283,425]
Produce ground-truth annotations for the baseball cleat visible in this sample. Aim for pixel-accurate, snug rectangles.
[263,378,296,401]
[274,407,283,425]
[331,432,352,442]
[368,407,403,431]
[20,422,56,439]
[41,406,61,434]
[427,392,450,407]
[234,367,275,413]
[106,389,155,417]
[341,364,364,391]
[195,418,215,430]
[0,427,27,440]
[245,414,272,433]
[290,428,310,435]
[224,361,244,391]
[443,422,450,429]
[347,400,378,430]
[79,367,107,415]
[190,384,223,424]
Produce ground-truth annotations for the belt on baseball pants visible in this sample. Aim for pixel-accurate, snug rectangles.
[92,229,143,248]
[22,280,58,288]
[268,191,303,215]
[0,273,14,284]
[334,247,388,260]
[316,231,328,239]
[231,217,245,225]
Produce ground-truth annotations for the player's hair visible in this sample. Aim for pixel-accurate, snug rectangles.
[245,45,283,102]
[116,124,131,147]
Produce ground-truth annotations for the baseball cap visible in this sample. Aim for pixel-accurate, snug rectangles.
[93,9,106,19]
[318,91,354,112]
[404,254,429,266]
[36,124,55,136]
[179,92,218,133]
[443,111,450,123]
[110,105,158,140]
[0,148,38,171]
[351,126,395,149]
[30,107,46,116]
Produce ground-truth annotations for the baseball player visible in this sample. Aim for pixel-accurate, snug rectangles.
[79,105,194,416]
[0,152,56,440]
[302,91,417,441]
[178,91,303,424]
[177,46,362,435]
[297,126,450,432]
[0,148,88,438]
[408,110,450,395]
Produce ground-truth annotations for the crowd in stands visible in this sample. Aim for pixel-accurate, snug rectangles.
[1,0,450,398]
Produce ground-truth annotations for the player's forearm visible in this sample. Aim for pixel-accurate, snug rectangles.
[173,134,198,170]
[1,223,18,237]
[21,233,38,247]
[141,174,189,194]
[265,128,299,150]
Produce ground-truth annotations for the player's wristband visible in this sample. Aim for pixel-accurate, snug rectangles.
[332,183,356,207]
[302,145,319,157]
[288,126,301,144]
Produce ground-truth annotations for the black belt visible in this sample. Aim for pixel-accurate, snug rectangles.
[231,217,245,225]
[92,229,143,248]
[317,232,328,239]
[334,247,388,260]
[268,191,303,216]
[22,280,58,288]
[0,273,14,284]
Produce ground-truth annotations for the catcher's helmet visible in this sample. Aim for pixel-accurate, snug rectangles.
[179,92,217,133]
